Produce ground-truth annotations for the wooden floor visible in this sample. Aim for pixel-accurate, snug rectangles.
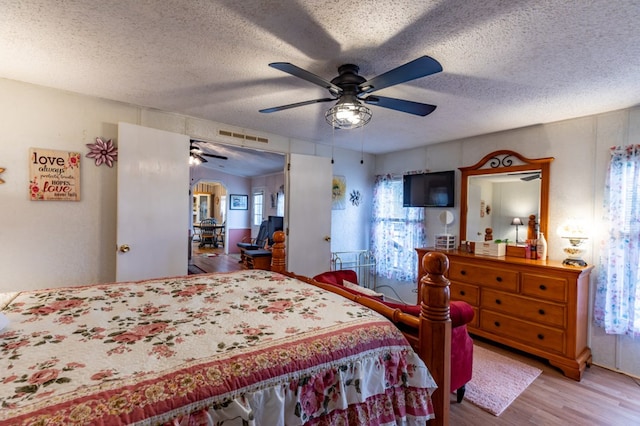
[450,338,640,425]
[188,242,640,425]
[189,241,243,273]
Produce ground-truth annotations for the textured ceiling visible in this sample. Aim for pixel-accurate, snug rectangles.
[2,0,640,157]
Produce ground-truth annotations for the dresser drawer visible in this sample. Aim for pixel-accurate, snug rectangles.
[450,282,479,305]
[481,289,566,327]
[449,262,518,292]
[521,273,568,302]
[480,310,565,354]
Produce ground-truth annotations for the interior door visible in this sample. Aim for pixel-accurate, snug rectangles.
[286,153,332,277]
[116,122,190,281]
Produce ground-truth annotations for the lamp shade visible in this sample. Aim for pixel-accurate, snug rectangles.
[511,217,523,226]
[557,220,588,238]
[325,95,372,130]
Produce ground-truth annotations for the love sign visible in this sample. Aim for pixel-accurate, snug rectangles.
[29,148,81,201]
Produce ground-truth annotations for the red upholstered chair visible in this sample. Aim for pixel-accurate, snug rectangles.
[313,269,474,403]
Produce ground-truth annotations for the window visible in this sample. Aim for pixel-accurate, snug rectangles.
[594,144,640,336]
[370,174,426,282]
[252,190,264,226]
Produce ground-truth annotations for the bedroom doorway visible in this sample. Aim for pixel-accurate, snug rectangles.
[187,143,331,276]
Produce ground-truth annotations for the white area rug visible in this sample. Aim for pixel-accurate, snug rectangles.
[465,345,542,416]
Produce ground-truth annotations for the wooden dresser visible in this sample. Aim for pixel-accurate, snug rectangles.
[416,248,593,380]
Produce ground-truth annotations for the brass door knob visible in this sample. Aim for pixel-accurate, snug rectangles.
[118,244,130,253]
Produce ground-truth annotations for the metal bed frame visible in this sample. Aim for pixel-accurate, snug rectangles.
[330,250,377,290]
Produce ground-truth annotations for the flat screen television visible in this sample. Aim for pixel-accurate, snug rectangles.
[267,215,284,244]
[403,170,455,207]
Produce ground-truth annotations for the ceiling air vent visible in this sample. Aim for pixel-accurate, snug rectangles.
[218,130,268,143]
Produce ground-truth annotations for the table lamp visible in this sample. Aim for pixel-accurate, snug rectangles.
[558,220,588,266]
[511,217,523,244]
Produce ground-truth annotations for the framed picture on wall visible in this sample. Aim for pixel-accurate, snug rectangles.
[229,194,248,210]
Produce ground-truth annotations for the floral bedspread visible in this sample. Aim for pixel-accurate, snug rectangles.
[0,270,436,425]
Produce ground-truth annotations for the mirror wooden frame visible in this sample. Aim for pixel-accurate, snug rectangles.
[459,150,554,247]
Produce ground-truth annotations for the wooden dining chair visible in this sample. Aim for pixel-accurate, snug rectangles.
[199,218,217,248]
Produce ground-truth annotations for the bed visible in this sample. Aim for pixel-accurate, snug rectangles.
[0,231,451,425]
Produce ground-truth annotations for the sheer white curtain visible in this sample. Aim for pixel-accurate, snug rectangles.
[594,144,640,336]
[370,174,426,282]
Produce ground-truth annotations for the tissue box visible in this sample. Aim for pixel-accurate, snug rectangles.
[475,241,506,257]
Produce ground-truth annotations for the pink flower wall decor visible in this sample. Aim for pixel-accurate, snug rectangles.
[86,137,118,167]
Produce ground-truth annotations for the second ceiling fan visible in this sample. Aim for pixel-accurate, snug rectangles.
[260,56,443,129]
[190,140,228,164]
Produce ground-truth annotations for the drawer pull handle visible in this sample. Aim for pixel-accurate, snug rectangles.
[494,321,501,327]
[495,299,502,305]
[496,276,503,282]
[539,284,547,290]
[460,270,467,276]
[460,290,466,296]
[537,334,544,340]
[538,309,545,315]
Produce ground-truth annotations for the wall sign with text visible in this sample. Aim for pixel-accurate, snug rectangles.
[29,148,81,201]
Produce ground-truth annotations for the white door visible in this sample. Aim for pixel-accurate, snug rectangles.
[286,153,332,277]
[116,122,190,281]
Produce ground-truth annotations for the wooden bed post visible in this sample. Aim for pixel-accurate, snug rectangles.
[285,239,451,424]
[270,230,286,273]
[419,252,451,426]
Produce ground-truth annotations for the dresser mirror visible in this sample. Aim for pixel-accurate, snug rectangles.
[459,150,554,247]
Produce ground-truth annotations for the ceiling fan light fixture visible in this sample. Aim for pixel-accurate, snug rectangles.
[325,97,372,130]
[189,152,207,165]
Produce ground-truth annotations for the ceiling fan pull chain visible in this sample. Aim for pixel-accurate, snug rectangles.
[331,125,335,164]
[360,126,364,165]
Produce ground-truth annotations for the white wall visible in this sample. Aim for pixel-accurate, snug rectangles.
[492,180,540,242]
[0,78,371,292]
[0,80,135,289]
[329,149,375,253]
[375,108,640,377]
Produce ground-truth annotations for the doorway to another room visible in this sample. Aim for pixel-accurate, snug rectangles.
[192,181,226,227]
[190,180,238,274]
[187,142,331,277]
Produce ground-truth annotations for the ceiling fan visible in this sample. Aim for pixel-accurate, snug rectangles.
[508,171,541,181]
[260,56,442,128]
[189,140,228,164]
